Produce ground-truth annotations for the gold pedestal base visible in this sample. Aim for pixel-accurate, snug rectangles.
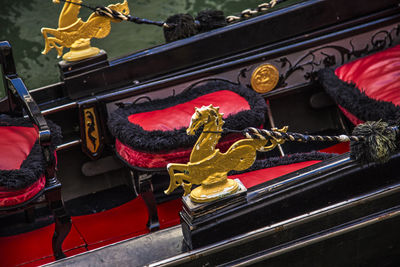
[190,178,239,203]
[63,38,100,62]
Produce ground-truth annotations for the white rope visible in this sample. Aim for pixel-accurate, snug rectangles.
[227,0,280,23]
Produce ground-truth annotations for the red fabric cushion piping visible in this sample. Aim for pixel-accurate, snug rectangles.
[116,133,244,168]
[0,175,45,207]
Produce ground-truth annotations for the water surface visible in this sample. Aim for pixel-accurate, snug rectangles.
[0,0,301,89]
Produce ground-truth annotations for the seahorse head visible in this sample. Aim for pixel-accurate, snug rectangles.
[187,105,224,135]
[108,0,130,17]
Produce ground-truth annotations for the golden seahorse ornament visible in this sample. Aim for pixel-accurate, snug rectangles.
[41,0,130,61]
[165,104,288,203]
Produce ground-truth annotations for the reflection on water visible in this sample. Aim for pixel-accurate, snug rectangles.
[0,0,297,89]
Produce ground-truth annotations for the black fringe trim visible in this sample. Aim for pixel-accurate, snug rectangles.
[0,114,36,127]
[229,151,336,175]
[318,68,400,122]
[108,80,266,152]
[0,115,62,190]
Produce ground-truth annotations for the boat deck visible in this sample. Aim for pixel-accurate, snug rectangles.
[45,226,184,267]
[0,183,181,267]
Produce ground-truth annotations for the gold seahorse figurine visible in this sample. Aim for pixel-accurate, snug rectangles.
[41,0,130,61]
[165,104,288,203]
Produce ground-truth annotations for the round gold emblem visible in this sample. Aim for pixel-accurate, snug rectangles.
[250,64,280,93]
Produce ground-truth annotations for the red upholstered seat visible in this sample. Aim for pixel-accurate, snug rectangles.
[335,45,400,104]
[319,44,400,124]
[108,80,266,169]
[128,90,251,131]
[0,117,59,208]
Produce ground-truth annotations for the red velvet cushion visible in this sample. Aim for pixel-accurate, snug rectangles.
[0,176,45,207]
[335,45,400,103]
[0,125,46,207]
[335,44,400,124]
[0,126,38,170]
[117,89,257,168]
[128,90,250,131]
[109,80,266,169]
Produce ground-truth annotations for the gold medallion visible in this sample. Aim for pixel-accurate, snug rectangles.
[251,64,280,93]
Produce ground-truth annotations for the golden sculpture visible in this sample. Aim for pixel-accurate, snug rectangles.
[41,0,130,61]
[165,105,287,203]
[251,64,280,93]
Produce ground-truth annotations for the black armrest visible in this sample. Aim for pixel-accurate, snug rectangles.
[6,77,51,144]
[0,41,51,144]
[0,41,55,179]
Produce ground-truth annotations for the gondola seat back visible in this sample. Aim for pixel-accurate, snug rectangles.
[319,44,400,124]
[0,116,61,207]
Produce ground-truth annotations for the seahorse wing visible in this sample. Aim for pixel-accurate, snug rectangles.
[57,18,84,32]
[84,17,112,39]
[224,145,257,171]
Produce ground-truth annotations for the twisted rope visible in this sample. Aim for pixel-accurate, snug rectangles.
[206,121,400,164]
[56,0,170,27]
[94,6,170,27]
[243,127,365,143]
[204,128,365,143]
[57,0,288,28]
[226,0,283,23]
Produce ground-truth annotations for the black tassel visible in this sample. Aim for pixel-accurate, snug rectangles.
[195,10,227,32]
[350,121,398,164]
[163,10,227,42]
[164,14,198,43]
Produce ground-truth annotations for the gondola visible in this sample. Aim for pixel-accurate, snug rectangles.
[1,0,400,266]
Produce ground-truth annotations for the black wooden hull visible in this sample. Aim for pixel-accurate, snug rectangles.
[45,153,400,266]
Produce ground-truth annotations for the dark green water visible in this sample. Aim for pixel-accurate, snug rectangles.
[0,0,300,90]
